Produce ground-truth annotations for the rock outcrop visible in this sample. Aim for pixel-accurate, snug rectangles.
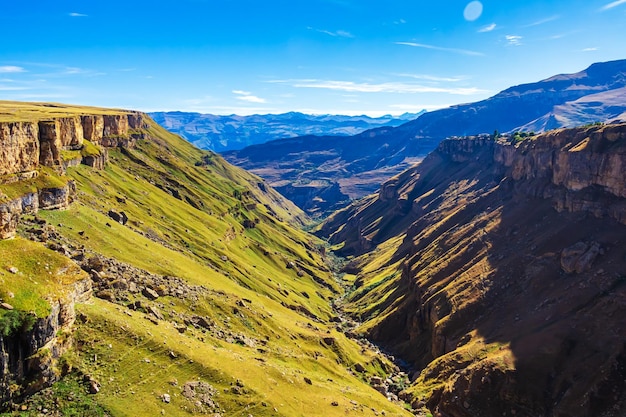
[0,111,145,177]
[0,193,38,239]
[0,181,75,239]
[80,115,104,145]
[0,122,40,176]
[0,111,146,241]
[0,278,92,406]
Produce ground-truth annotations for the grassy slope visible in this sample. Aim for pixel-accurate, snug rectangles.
[0,108,412,417]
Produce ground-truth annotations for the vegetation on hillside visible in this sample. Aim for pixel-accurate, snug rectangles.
[0,108,413,416]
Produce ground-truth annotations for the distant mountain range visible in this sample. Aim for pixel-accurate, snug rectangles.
[223,59,626,216]
[148,111,423,152]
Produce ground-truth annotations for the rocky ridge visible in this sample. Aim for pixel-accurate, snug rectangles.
[319,123,626,417]
[224,59,626,217]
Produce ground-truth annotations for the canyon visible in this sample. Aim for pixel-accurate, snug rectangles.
[318,122,626,417]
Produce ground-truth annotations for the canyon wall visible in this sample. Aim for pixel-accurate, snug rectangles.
[0,111,145,178]
[0,123,40,177]
[491,125,626,223]
[322,123,626,417]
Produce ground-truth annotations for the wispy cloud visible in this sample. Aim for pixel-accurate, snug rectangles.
[0,66,26,73]
[478,23,497,33]
[308,27,354,38]
[61,66,105,77]
[267,79,486,95]
[505,35,523,46]
[394,19,407,25]
[69,12,88,17]
[0,85,29,91]
[233,90,267,103]
[523,15,560,27]
[395,42,484,57]
[601,0,626,10]
[582,47,598,52]
[393,73,466,83]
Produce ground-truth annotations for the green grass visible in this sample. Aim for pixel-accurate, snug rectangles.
[0,236,88,317]
[80,140,101,157]
[0,167,69,203]
[0,107,414,416]
[0,101,129,122]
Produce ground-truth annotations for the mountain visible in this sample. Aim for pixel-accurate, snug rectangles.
[149,111,423,152]
[224,59,626,217]
[0,101,414,416]
[317,123,626,417]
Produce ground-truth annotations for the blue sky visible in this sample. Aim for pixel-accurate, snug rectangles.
[1,0,625,116]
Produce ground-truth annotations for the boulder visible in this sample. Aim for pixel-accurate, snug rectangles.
[561,241,602,273]
[142,287,160,300]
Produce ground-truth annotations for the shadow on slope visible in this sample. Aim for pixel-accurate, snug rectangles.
[319,129,626,417]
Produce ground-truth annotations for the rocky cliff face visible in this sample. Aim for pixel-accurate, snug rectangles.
[0,111,144,178]
[0,193,38,239]
[0,111,145,241]
[0,123,40,177]
[320,123,626,417]
[81,115,104,145]
[0,278,92,406]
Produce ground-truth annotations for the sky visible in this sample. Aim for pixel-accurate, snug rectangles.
[1,0,625,116]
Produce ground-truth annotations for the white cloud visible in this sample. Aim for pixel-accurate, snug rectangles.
[69,12,88,17]
[0,86,29,91]
[267,79,486,95]
[233,90,266,103]
[582,47,598,52]
[601,0,626,10]
[393,73,465,82]
[308,27,354,38]
[523,15,560,27]
[478,23,497,33]
[395,42,484,56]
[505,35,523,46]
[0,66,25,73]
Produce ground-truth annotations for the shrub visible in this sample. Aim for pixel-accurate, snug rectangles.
[0,310,37,337]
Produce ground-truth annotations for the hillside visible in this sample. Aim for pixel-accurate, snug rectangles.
[224,59,626,217]
[317,123,626,417]
[149,111,422,152]
[0,101,414,417]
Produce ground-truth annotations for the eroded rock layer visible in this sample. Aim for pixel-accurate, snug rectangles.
[0,111,144,177]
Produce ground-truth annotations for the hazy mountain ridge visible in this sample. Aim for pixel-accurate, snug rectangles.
[317,123,626,417]
[224,59,626,217]
[149,111,423,152]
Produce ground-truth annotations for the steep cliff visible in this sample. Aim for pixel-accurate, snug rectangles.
[319,123,626,417]
[0,122,40,177]
[0,276,92,406]
[0,111,145,241]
